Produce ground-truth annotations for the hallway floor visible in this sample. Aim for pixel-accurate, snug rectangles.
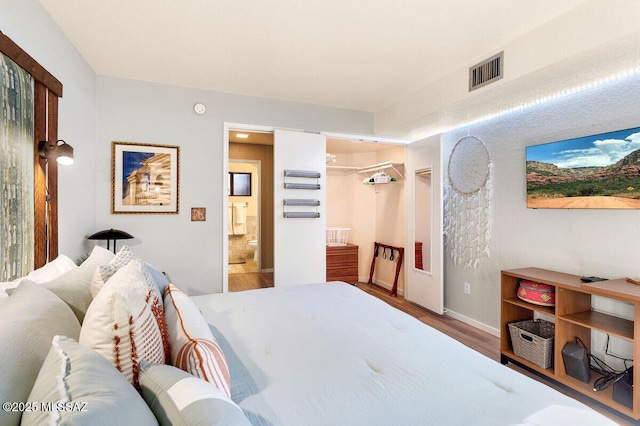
[228,260,258,274]
[228,269,274,292]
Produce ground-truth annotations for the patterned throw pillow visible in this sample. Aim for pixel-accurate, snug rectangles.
[80,259,166,387]
[90,245,137,298]
[164,284,231,397]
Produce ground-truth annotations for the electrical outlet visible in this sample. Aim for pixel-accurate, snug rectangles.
[464,282,471,295]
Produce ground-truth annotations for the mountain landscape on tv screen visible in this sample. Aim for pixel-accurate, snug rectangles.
[527,148,640,208]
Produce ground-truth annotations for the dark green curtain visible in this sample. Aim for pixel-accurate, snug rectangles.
[1,52,34,281]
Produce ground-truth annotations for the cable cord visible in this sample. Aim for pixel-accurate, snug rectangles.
[575,336,633,391]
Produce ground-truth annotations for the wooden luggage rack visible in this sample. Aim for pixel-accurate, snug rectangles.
[367,242,404,296]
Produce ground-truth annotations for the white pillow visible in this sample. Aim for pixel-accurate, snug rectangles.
[90,245,137,298]
[0,254,78,297]
[0,281,15,298]
[139,361,250,426]
[80,258,167,386]
[23,336,158,426]
[0,281,81,426]
[164,284,230,397]
[43,246,115,323]
[27,254,78,283]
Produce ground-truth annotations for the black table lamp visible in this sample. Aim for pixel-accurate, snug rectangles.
[87,228,134,253]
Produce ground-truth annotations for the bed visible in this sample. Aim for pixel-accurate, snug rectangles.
[0,248,619,425]
[192,281,616,426]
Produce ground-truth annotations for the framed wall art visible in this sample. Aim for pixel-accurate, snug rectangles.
[111,141,180,214]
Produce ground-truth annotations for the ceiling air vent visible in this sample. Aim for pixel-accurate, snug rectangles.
[469,52,503,92]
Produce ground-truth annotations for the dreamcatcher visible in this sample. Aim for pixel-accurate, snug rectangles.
[444,135,493,268]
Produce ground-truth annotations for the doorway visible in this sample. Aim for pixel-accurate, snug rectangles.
[325,137,407,294]
[223,124,409,293]
[227,129,275,292]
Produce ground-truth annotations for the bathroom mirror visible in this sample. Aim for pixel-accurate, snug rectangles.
[229,172,252,196]
[414,167,432,273]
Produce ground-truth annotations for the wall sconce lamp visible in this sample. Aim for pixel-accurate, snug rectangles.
[38,139,74,165]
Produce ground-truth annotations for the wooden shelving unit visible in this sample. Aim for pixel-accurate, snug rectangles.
[501,267,640,420]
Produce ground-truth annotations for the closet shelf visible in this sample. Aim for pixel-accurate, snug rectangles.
[415,167,431,178]
[357,161,404,185]
[357,161,404,179]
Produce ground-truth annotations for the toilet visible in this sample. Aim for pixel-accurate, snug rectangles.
[248,240,258,261]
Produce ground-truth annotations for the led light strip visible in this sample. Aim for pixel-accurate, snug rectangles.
[413,67,640,141]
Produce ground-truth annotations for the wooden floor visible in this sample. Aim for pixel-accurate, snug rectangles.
[228,273,631,425]
[356,282,501,360]
[228,271,274,292]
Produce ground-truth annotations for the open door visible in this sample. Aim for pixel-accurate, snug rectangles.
[405,135,443,314]
[273,129,327,286]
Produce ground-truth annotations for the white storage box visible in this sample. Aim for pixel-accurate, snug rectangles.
[326,227,350,246]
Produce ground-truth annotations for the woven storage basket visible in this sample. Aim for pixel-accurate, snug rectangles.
[508,319,555,369]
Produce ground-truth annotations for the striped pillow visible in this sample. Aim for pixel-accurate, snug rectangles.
[164,284,230,397]
[176,339,230,395]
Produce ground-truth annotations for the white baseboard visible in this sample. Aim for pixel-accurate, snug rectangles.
[356,276,496,337]
[444,309,500,338]
[359,277,404,296]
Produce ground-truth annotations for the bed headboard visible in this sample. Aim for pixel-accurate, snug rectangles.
[0,31,63,271]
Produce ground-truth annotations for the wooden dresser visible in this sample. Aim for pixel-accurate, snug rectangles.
[326,244,359,284]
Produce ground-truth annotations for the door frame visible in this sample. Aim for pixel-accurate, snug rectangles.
[223,122,277,293]
[404,135,444,314]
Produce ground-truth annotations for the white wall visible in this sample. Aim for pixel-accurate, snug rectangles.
[0,0,97,262]
[96,76,373,295]
[376,0,640,139]
[441,73,640,338]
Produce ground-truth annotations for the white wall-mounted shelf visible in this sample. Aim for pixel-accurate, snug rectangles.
[415,167,432,179]
[357,161,404,179]
[357,161,404,185]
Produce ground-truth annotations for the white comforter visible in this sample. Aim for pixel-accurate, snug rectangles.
[191,282,615,426]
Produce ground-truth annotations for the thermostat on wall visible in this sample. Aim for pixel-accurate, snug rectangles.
[193,103,206,115]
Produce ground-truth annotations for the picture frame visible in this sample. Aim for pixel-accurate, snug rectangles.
[111,141,180,214]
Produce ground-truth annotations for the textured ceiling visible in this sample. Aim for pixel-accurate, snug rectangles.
[39,0,587,112]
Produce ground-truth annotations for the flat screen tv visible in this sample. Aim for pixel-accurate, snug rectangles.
[526,126,640,209]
